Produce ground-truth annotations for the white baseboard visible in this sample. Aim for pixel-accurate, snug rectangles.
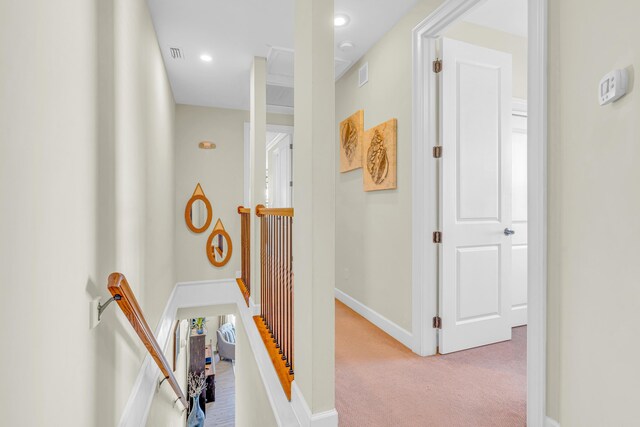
[250,300,261,317]
[545,417,560,427]
[291,382,338,427]
[334,288,413,349]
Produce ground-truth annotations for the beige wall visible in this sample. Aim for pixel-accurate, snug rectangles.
[174,105,293,283]
[548,0,640,424]
[0,0,176,425]
[444,21,528,100]
[335,0,444,332]
[235,317,278,427]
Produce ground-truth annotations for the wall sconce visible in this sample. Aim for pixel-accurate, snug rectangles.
[198,141,216,150]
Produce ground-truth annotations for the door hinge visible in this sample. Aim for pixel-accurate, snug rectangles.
[289,181,293,187]
[433,316,442,329]
[432,231,442,244]
[290,143,293,149]
[433,59,442,73]
[433,146,442,158]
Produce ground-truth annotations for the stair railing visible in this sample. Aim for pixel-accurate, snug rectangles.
[254,204,294,400]
[107,272,188,409]
[236,206,251,305]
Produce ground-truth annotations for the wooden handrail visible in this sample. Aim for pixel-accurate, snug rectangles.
[256,204,294,218]
[107,272,188,409]
[237,206,251,214]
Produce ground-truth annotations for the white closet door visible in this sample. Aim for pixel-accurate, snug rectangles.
[439,38,513,354]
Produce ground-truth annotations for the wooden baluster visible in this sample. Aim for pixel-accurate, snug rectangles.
[249,215,251,293]
[289,216,294,374]
[270,216,274,333]
[259,215,262,317]
[269,217,276,335]
[272,216,276,342]
[286,217,290,365]
[244,213,249,294]
[289,216,292,370]
[269,215,272,330]
[245,214,248,292]
[278,217,286,354]
[248,214,250,294]
[264,215,267,325]
[275,215,278,341]
[284,217,288,363]
[266,216,270,329]
[245,215,247,291]
[262,216,266,321]
[279,216,283,351]
[287,216,290,366]
[284,217,289,365]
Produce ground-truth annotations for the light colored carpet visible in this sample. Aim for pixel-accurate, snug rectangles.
[335,300,526,427]
[205,357,235,427]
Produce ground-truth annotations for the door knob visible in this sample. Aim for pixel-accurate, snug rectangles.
[504,228,515,236]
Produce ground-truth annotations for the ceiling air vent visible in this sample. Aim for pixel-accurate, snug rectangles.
[169,47,184,60]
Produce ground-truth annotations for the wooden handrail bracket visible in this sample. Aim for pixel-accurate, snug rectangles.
[107,272,188,409]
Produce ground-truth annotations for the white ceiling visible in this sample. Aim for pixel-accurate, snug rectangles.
[462,0,528,38]
[147,0,418,110]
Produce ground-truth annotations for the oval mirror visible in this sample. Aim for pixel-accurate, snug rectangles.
[185,184,212,233]
[207,220,233,267]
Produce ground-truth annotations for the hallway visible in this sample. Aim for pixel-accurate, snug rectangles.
[335,301,526,427]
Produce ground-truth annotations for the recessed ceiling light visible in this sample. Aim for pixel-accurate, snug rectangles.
[200,54,213,62]
[339,41,355,52]
[334,14,350,27]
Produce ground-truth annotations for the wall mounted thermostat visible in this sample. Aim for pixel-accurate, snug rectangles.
[599,69,629,106]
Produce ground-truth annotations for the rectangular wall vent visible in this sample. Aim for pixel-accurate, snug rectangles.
[358,62,369,87]
[169,47,183,60]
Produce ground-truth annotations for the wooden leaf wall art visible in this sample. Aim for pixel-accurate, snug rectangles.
[339,110,364,172]
[363,118,397,192]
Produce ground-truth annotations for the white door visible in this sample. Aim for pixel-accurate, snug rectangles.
[266,133,292,208]
[439,38,513,354]
[511,111,528,327]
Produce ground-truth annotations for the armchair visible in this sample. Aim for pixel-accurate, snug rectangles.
[216,323,236,361]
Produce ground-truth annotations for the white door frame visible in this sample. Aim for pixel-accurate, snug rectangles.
[243,123,294,207]
[410,0,547,425]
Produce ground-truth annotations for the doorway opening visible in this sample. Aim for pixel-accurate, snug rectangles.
[243,123,294,208]
[411,0,547,424]
[266,130,293,208]
[335,0,546,422]
[182,314,237,426]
